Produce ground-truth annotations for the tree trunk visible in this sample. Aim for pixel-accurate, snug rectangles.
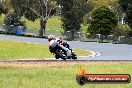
[71,30,75,40]
[39,19,47,37]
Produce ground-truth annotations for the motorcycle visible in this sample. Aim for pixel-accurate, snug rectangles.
[49,42,77,60]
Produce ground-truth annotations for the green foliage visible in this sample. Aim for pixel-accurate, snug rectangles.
[58,0,89,39]
[11,0,57,22]
[88,0,117,5]
[87,5,118,35]
[0,4,4,15]
[119,0,132,28]
[118,0,128,12]
[11,0,57,36]
[11,0,39,22]
[3,12,26,33]
[128,30,132,37]
[0,1,10,15]
[0,4,7,15]
[114,24,131,37]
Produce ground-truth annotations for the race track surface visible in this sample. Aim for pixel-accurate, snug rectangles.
[0,34,132,60]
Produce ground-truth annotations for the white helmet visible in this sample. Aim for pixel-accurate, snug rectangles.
[48,35,54,42]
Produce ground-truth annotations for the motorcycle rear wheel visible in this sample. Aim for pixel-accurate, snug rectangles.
[55,50,66,60]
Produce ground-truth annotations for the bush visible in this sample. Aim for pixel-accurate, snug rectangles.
[87,5,118,36]
[85,24,96,38]
[129,30,132,37]
[3,12,26,34]
[114,24,131,37]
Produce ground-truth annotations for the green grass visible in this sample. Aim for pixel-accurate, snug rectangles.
[46,16,62,31]
[21,16,63,31]
[0,15,86,34]
[0,40,91,59]
[0,15,63,31]
[0,62,132,88]
[0,15,64,36]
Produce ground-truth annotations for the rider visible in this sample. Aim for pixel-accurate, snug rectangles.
[52,36,71,49]
[48,35,72,58]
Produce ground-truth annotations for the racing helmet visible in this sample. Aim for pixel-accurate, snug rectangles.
[48,35,54,42]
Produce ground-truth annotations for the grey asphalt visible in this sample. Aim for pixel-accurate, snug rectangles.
[0,34,132,60]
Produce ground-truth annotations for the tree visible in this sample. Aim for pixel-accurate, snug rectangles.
[0,0,11,15]
[84,0,119,24]
[11,0,57,37]
[114,24,131,37]
[57,0,90,40]
[118,0,128,13]
[119,0,132,28]
[87,5,118,36]
[3,12,26,34]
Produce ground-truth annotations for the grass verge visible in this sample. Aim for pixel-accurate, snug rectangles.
[0,40,91,60]
[0,62,132,88]
[0,15,87,34]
